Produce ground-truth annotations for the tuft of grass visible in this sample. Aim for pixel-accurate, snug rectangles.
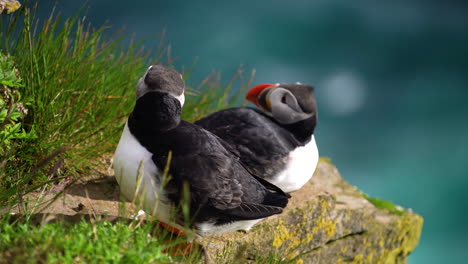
[182,67,255,122]
[0,3,251,206]
[0,215,203,264]
[0,4,154,204]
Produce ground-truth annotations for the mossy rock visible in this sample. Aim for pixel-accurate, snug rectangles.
[200,160,423,264]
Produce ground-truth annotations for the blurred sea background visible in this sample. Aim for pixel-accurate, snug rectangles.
[30,0,467,263]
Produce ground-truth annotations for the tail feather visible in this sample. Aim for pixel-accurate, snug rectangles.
[262,191,289,209]
[223,202,284,220]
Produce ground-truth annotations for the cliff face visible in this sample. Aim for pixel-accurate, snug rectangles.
[201,159,423,263]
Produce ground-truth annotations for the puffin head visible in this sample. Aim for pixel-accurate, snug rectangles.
[246,82,317,124]
[136,65,185,106]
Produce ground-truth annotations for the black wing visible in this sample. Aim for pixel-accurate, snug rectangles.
[151,122,287,221]
[195,107,298,178]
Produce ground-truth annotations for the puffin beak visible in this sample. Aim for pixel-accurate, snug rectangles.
[246,84,277,107]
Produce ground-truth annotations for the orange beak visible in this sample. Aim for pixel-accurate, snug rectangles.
[246,84,277,107]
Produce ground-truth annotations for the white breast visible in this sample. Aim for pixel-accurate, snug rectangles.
[270,135,319,193]
[113,123,175,224]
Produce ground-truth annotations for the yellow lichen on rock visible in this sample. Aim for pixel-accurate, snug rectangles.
[351,254,364,264]
[0,0,21,14]
[311,198,337,238]
[365,252,374,263]
[272,220,294,248]
[396,213,424,256]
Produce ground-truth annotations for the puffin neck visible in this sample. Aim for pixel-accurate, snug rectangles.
[128,91,182,140]
[254,108,316,145]
[282,115,317,144]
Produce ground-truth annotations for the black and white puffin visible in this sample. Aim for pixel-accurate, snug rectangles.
[195,83,319,193]
[113,65,289,238]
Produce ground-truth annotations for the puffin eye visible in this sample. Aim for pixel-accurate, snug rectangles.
[281,95,287,104]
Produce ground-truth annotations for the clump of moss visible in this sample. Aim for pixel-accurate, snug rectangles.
[361,193,406,216]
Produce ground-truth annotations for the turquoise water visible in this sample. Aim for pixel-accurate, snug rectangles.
[32,0,468,262]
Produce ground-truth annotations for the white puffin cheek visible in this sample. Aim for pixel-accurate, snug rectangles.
[269,89,293,123]
[137,77,146,89]
[285,92,303,113]
[136,66,153,98]
[177,74,185,107]
[177,92,185,107]
[136,77,148,98]
[177,73,185,108]
[146,65,153,73]
[269,88,312,124]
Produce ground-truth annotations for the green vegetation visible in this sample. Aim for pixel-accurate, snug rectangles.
[0,4,251,206]
[0,216,204,264]
[361,193,406,216]
[0,53,35,159]
[0,5,150,205]
[0,3,255,263]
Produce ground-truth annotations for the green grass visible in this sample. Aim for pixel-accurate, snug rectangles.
[0,3,251,207]
[0,215,204,264]
[0,3,258,264]
[0,4,151,204]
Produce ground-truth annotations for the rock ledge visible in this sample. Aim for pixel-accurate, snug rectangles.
[200,159,423,264]
[4,159,423,263]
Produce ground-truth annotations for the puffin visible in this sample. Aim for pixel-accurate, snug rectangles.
[113,65,290,238]
[195,83,318,193]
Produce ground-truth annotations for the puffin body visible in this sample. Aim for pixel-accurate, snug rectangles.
[195,83,319,193]
[113,66,289,237]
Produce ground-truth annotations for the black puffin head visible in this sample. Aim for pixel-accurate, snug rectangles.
[246,82,317,124]
[136,65,185,106]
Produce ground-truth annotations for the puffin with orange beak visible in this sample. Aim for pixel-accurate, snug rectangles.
[195,83,319,193]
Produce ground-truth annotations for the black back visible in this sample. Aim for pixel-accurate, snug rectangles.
[195,107,316,180]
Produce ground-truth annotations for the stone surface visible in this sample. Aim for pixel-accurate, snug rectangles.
[200,159,423,263]
[4,159,423,263]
